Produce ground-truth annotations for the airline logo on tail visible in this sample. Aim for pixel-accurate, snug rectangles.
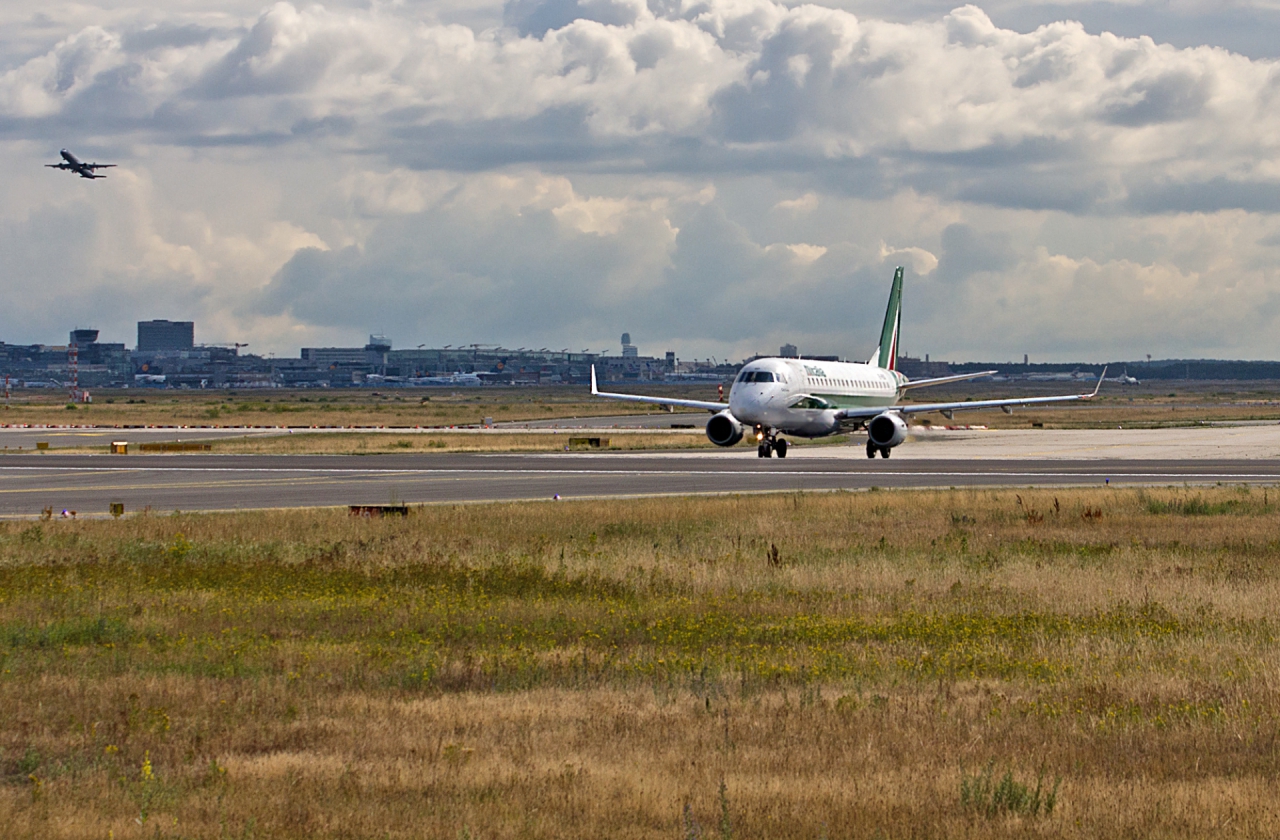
[872,266,903,371]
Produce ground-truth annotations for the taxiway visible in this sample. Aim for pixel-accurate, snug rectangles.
[2,449,1278,517]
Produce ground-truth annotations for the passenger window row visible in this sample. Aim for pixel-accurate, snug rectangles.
[806,377,884,389]
[737,371,892,389]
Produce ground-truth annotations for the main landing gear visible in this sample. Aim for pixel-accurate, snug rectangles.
[756,435,788,458]
[866,441,890,459]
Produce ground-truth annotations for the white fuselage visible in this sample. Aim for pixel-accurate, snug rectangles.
[727,358,905,437]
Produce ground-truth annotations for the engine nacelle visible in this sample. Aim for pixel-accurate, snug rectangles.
[706,410,745,447]
[867,411,908,449]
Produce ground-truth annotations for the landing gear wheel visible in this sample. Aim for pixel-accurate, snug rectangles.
[879,446,891,459]
[758,443,773,458]
[866,441,877,459]
[775,439,788,458]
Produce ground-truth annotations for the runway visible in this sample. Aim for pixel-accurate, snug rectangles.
[2,451,1279,517]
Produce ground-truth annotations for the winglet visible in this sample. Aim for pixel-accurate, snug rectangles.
[1087,366,1107,398]
[590,364,598,395]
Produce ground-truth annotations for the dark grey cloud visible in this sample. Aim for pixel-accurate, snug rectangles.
[951,173,1110,214]
[892,138,1109,212]
[935,223,1017,283]
[1126,177,1280,215]
[121,24,229,53]
[387,107,602,171]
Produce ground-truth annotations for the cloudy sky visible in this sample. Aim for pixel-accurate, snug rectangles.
[4,0,1280,362]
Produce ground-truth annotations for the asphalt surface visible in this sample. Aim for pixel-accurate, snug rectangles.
[2,452,1279,517]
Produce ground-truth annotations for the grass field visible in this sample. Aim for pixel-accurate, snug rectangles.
[3,381,1280,437]
[5,380,1280,456]
[32,430,717,456]
[202,430,714,454]
[0,386,711,430]
[3,486,1280,837]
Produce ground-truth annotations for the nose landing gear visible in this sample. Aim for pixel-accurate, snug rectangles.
[755,432,788,458]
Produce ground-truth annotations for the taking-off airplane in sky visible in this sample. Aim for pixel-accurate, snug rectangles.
[591,267,1104,458]
[45,149,115,179]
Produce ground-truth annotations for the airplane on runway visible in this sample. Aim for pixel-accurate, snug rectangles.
[45,149,116,179]
[590,266,1104,459]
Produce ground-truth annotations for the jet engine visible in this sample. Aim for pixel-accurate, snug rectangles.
[706,410,745,447]
[867,411,908,449]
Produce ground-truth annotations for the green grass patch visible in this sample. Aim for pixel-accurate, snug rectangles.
[0,616,132,650]
[961,763,1060,818]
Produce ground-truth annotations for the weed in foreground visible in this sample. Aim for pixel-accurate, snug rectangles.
[961,762,1060,818]
[1140,487,1266,516]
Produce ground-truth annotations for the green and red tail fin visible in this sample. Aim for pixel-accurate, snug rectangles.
[871,266,903,371]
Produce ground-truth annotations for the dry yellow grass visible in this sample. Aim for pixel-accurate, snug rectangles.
[42,431,715,455]
[0,386,711,429]
[202,430,714,454]
[1,486,1279,837]
[4,381,1280,433]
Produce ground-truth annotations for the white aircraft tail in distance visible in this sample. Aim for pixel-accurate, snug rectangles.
[590,266,1105,458]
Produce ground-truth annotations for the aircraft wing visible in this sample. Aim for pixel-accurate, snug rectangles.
[45,163,71,169]
[838,369,1105,424]
[87,164,116,170]
[898,370,997,390]
[591,365,727,412]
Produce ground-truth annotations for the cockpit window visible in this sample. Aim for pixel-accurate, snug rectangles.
[737,371,775,383]
[789,395,833,409]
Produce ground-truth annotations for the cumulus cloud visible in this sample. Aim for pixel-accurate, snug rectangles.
[3,0,1280,360]
[4,1,1280,210]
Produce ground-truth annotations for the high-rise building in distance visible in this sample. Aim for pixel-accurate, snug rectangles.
[137,320,194,351]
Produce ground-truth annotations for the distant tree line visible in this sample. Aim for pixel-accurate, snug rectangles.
[949,360,1280,380]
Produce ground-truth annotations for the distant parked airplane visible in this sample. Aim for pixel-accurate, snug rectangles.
[406,372,483,386]
[45,149,115,179]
